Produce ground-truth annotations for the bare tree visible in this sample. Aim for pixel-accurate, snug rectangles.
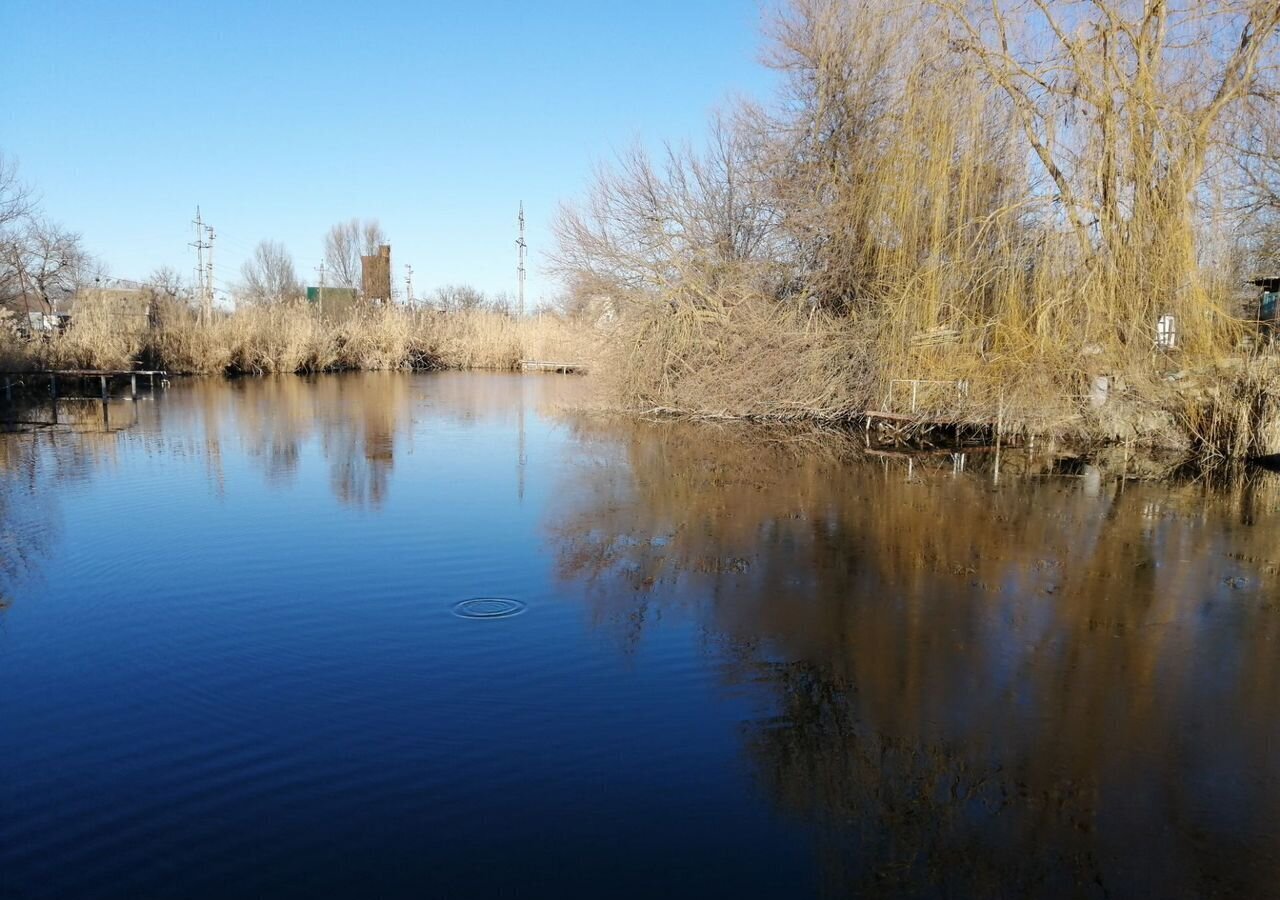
[489,291,515,316]
[239,240,302,305]
[0,153,34,234]
[361,220,386,254]
[431,283,486,312]
[0,217,87,318]
[551,111,782,309]
[146,265,190,306]
[937,0,1280,248]
[1227,65,1280,278]
[1235,101,1280,209]
[0,153,36,314]
[322,218,388,289]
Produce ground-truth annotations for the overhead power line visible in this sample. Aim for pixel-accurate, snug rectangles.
[516,202,526,318]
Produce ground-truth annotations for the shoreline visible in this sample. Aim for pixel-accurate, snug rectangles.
[3,354,1280,474]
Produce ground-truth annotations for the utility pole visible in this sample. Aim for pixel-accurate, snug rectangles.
[205,223,215,324]
[404,264,414,306]
[190,207,210,323]
[190,207,214,325]
[316,262,327,317]
[516,201,526,318]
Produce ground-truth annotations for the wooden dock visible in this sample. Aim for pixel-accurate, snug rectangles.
[1,369,168,402]
[861,378,1005,446]
[863,409,918,424]
[861,408,1003,449]
[519,360,588,375]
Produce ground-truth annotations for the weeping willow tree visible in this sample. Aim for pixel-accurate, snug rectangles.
[554,0,1280,441]
[936,0,1280,351]
[761,0,1035,407]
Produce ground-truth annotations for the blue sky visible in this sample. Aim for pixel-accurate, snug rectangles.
[0,1,774,307]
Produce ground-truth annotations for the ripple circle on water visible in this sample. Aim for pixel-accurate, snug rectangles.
[452,597,527,620]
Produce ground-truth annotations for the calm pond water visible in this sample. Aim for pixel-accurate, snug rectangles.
[1,372,1278,898]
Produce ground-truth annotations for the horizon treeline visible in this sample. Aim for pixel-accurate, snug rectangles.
[0,168,518,317]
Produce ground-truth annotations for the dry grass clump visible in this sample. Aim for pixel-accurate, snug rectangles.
[150,303,235,374]
[427,308,603,371]
[43,293,143,370]
[217,305,341,374]
[0,310,41,370]
[1170,359,1280,461]
[605,291,877,420]
[329,307,422,372]
[428,309,523,370]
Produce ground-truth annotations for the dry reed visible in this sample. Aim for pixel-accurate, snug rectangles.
[0,301,599,379]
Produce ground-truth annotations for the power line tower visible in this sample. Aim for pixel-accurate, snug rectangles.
[190,207,214,324]
[516,202,527,318]
[316,262,327,317]
[404,264,414,306]
[205,223,215,323]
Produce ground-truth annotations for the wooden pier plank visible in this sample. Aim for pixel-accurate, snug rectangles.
[520,360,588,374]
[0,369,167,377]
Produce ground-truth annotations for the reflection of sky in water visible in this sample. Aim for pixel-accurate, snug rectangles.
[0,372,1278,899]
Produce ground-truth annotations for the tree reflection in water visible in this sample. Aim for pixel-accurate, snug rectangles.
[0,403,128,599]
[547,417,1280,898]
[1,379,1277,895]
[0,434,65,601]
[0,373,580,599]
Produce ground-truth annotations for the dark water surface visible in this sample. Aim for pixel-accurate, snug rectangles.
[1,373,1278,898]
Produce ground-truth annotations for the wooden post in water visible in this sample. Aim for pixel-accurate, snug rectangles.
[50,373,57,402]
[100,375,108,404]
[993,391,1003,485]
[131,374,137,401]
[149,373,155,392]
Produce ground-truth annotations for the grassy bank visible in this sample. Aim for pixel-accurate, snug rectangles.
[545,0,1280,462]
[4,296,1278,463]
[587,293,1280,461]
[1,303,597,377]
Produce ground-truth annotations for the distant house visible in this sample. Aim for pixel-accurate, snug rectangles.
[26,310,60,332]
[52,296,74,329]
[1,293,71,333]
[1251,276,1280,329]
[306,286,360,319]
[360,245,392,304]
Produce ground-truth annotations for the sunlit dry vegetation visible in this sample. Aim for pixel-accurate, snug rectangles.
[553,0,1280,456]
[1,300,595,377]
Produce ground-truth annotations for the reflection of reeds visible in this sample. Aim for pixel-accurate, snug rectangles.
[547,415,1280,895]
[152,373,588,508]
[0,373,593,612]
[169,375,414,508]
